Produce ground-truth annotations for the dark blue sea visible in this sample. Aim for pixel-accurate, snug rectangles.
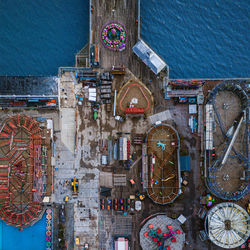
[141,0,250,78]
[0,0,89,76]
[0,1,249,78]
[0,213,46,250]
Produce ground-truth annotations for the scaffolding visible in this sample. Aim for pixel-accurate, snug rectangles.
[0,115,47,228]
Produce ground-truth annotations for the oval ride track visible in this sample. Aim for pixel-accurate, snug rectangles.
[146,124,181,205]
[0,115,45,227]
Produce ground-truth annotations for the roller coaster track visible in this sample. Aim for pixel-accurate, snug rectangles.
[206,82,249,200]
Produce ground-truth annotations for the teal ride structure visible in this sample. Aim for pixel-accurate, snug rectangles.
[157,141,166,151]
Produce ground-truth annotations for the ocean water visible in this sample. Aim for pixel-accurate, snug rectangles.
[0,0,89,76]
[141,0,250,79]
[0,1,249,78]
[0,213,46,250]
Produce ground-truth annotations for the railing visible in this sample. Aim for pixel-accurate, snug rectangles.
[206,167,248,200]
[58,66,92,77]
[89,0,92,65]
[137,0,141,40]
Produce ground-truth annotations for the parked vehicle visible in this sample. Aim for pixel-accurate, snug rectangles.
[83,242,89,249]
[120,198,125,211]
[130,199,135,212]
[106,103,111,112]
[178,97,188,104]
[100,93,111,99]
[100,198,105,210]
[59,205,66,223]
[102,99,111,104]
[129,179,135,186]
[188,97,197,104]
[100,85,111,89]
[136,191,146,201]
[135,201,142,211]
[115,115,124,122]
[107,199,112,210]
[111,65,125,75]
[64,195,69,202]
[126,198,131,211]
[114,198,118,210]
[100,72,113,80]
[85,81,98,87]
[120,204,125,211]
[100,80,112,85]
[75,237,80,245]
[100,88,111,93]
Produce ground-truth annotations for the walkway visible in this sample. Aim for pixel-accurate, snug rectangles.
[91,0,138,70]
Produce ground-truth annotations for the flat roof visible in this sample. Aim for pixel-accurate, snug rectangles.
[0,76,58,95]
[180,155,191,171]
[132,40,166,74]
[115,238,128,250]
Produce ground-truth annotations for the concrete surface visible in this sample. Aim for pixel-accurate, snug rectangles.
[60,108,76,153]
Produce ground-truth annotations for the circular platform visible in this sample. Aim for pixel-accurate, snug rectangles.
[101,21,126,51]
[206,202,250,249]
[140,215,185,250]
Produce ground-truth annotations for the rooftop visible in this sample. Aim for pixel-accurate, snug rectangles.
[0,76,58,96]
[132,40,166,74]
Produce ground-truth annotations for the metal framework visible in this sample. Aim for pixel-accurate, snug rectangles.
[0,115,47,227]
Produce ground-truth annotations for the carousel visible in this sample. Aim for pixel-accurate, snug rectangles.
[101,21,126,51]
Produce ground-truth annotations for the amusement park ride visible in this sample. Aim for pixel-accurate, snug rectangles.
[204,194,214,207]
[157,141,166,151]
[162,174,175,182]
[144,224,181,250]
[152,140,176,186]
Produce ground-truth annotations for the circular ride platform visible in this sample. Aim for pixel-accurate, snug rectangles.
[100,21,126,51]
[140,214,185,250]
[205,202,250,249]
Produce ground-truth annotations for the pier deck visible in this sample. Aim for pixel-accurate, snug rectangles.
[91,0,138,70]
[91,0,167,113]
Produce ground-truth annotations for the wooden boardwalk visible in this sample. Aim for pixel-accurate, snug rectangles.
[91,0,139,70]
[91,0,137,70]
[91,0,166,107]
